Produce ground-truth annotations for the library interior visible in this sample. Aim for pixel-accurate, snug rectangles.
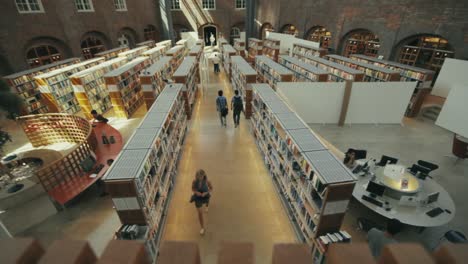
[0,0,468,263]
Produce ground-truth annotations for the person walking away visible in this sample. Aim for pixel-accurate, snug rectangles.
[231,90,243,128]
[216,90,228,127]
[190,169,213,235]
[367,218,403,258]
[211,53,220,73]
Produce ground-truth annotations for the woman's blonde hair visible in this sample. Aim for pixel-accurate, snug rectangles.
[196,169,207,180]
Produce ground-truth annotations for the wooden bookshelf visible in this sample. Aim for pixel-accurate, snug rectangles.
[34,58,104,114]
[70,57,127,119]
[173,56,199,120]
[364,41,380,57]
[326,55,400,82]
[263,38,280,62]
[222,45,237,77]
[429,49,454,72]
[104,84,188,260]
[255,55,293,90]
[248,38,263,62]
[3,58,81,115]
[344,39,362,57]
[398,46,419,66]
[95,46,129,60]
[104,57,151,118]
[250,83,356,246]
[349,54,436,117]
[292,43,328,58]
[118,47,150,60]
[234,39,246,58]
[165,45,187,70]
[156,40,172,52]
[293,54,365,82]
[140,56,173,109]
[137,40,156,48]
[278,56,328,82]
[230,56,256,119]
[142,46,166,64]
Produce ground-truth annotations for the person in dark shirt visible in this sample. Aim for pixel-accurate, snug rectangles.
[368,218,403,258]
[91,110,108,123]
[231,90,243,128]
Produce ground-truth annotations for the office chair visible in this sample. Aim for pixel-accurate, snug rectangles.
[441,230,467,243]
[376,155,398,167]
[417,160,439,172]
[409,164,431,179]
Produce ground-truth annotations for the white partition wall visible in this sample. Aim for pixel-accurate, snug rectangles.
[432,58,468,98]
[181,31,199,48]
[345,82,416,124]
[436,85,468,138]
[277,82,345,124]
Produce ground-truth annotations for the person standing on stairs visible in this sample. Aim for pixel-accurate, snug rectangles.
[231,90,244,128]
[191,169,213,235]
[216,90,228,127]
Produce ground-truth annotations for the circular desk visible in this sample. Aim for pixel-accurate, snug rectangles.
[352,164,455,227]
[375,165,420,199]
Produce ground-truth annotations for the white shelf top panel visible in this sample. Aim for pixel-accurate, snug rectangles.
[5,58,80,79]
[264,99,293,114]
[173,57,196,77]
[157,40,172,46]
[141,56,172,76]
[95,46,128,56]
[104,57,149,77]
[231,56,256,75]
[256,56,293,75]
[166,45,184,55]
[139,111,168,129]
[274,113,308,130]
[124,128,161,150]
[252,83,275,95]
[118,46,148,57]
[287,129,327,152]
[142,46,166,56]
[189,45,202,54]
[70,57,127,78]
[223,45,236,53]
[279,55,329,75]
[104,149,149,181]
[303,150,356,184]
[36,58,104,79]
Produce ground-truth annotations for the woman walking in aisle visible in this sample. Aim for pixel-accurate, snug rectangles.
[191,169,213,235]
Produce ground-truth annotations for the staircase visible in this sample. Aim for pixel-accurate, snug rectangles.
[420,105,442,122]
[180,0,212,31]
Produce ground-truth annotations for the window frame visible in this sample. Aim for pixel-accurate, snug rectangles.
[114,0,127,11]
[75,0,94,12]
[170,0,181,10]
[235,0,245,9]
[15,0,45,14]
[202,0,215,10]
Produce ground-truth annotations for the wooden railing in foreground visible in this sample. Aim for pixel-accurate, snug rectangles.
[0,238,466,264]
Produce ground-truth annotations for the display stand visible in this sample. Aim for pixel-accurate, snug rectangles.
[250,83,356,249]
[278,55,328,82]
[104,57,151,118]
[293,54,365,82]
[142,46,167,64]
[263,38,281,62]
[95,47,129,60]
[137,40,156,48]
[3,58,80,115]
[327,55,400,82]
[234,39,246,58]
[255,55,293,90]
[104,84,187,261]
[70,57,127,119]
[248,38,263,63]
[165,45,187,70]
[140,57,173,109]
[34,58,104,114]
[173,56,199,120]
[292,43,328,58]
[231,56,256,119]
[118,47,150,60]
[222,45,237,78]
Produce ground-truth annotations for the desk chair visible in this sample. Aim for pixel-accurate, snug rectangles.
[376,155,398,167]
[345,149,367,160]
[417,160,439,172]
[443,230,467,243]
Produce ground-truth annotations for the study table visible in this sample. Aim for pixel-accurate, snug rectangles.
[352,163,455,227]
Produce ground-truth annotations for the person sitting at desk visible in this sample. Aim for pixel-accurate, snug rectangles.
[367,218,403,258]
[344,149,357,169]
[91,110,108,123]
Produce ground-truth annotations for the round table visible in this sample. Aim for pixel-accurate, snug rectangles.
[352,163,456,227]
[375,165,420,199]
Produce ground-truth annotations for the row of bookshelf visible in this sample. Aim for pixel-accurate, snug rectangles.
[248,38,263,61]
[104,57,152,118]
[118,46,150,60]
[255,56,293,90]
[230,56,256,118]
[327,54,400,82]
[173,56,199,119]
[140,56,173,109]
[166,45,187,71]
[292,43,328,58]
[142,46,166,63]
[278,55,328,82]
[250,84,356,248]
[156,40,172,51]
[234,39,246,58]
[104,84,187,261]
[293,53,364,82]
[263,38,280,62]
[137,40,156,48]
[222,44,237,76]
[96,46,129,60]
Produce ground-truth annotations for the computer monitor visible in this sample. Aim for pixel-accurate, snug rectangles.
[366,181,386,197]
[427,192,440,204]
[410,164,431,179]
[377,155,398,166]
[354,150,367,160]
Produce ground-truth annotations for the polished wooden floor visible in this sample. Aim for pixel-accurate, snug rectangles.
[162,63,297,264]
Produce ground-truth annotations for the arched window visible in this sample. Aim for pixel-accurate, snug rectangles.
[80,37,105,59]
[342,29,380,57]
[280,24,298,37]
[230,27,240,42]
[144,25,158,41]
[26,45,62,68]
[306,26,332,49]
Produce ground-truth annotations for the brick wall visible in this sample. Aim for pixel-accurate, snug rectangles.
[255,0,468,60]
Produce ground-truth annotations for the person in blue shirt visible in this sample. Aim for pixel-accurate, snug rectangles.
[216,90,228,127]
